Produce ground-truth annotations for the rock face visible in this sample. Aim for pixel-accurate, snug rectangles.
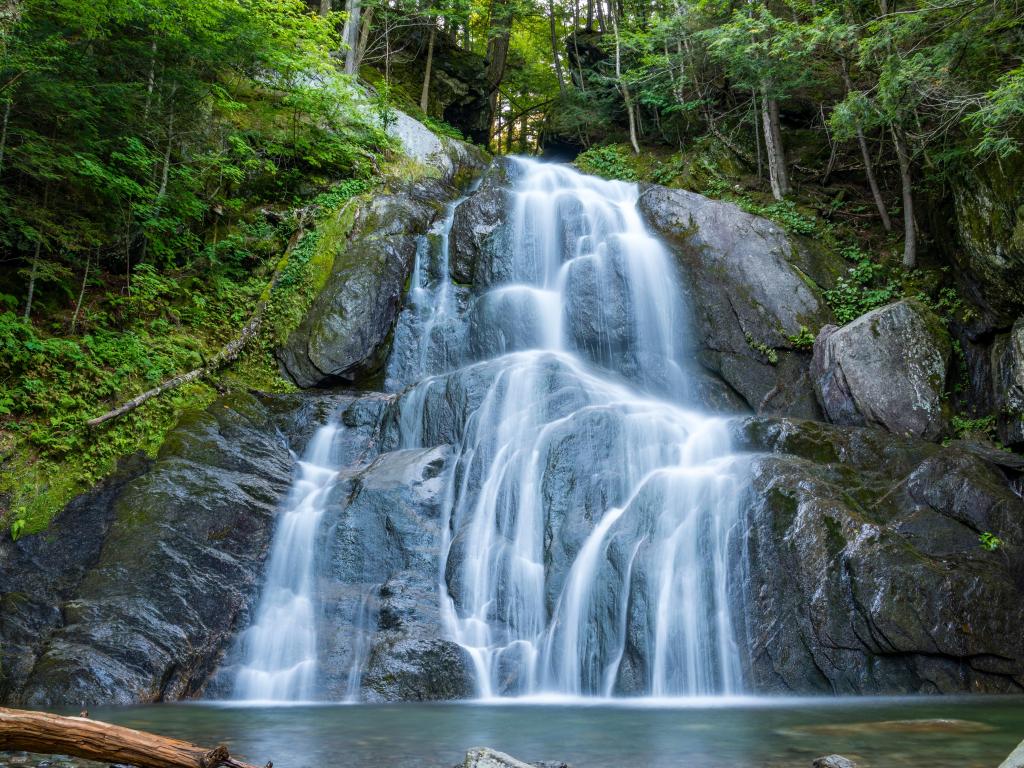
[638,185,844,418]
[952,154,1024,328]
[0,392,344,705]
[811,300,952,440]
[992,316,1024,447]
[317,442,475,701]
[278,178,453,388]
[386,109,489,186]
[733,416,1024,694]
[449,157,519,286]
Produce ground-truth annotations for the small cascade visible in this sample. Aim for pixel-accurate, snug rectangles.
[233,423,339,702]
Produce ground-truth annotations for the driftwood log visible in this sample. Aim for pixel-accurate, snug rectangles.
[0,707,269,768]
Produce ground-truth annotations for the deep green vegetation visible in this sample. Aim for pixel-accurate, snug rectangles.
[3,0,1022,533]
[0,0,399,532]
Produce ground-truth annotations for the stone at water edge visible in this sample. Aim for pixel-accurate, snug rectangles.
[812,757,858,768]
[461,747,535,768]
[992,315,1024,447]
[1000,739,1024,768]
[811,299,951,440]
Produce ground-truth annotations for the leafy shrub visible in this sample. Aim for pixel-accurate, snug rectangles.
[575,145,639,181]
[824,255,899,324]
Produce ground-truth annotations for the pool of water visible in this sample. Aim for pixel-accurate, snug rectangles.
[80,697,1023,768]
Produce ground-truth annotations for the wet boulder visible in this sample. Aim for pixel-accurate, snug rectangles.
[278,178,454,388]
[316,445,475,702]
[387,109,489,186]
[638,185,843,418]
[992,316,1024,447]
[811,300,951,440]
[732,416,1024,695]
[449,157,520,286]
[4,392,346,706]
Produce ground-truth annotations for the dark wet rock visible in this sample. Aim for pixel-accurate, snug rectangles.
[278,177,457,388]
[0,392,350,706]
[638,184,843,418]
[992,316,1024,447]
[449,158,519,286]
[951,154,1024,328]
[733,415,1024,694]
[811,300,952,440]
[316,444,474,702]
[812,756,857,768]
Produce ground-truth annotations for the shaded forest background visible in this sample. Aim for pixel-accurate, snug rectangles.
[1,0,1022,533]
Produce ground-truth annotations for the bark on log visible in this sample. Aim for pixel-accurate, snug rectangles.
[0,707,269,768]
[86,216,309,427]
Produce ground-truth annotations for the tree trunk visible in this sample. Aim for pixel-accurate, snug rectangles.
[0,97,11,174]
[355,7,373,72]
[71,249,90,333]
[420,23,435,112]
[143,40,157,125]
[485,0,513,140]
[841,61,891,231]
[612,17,640,155]
[760,83,789,199]
[0,707,267,768]
[586,0,593,30]
[22,239,40,321]
[547,0,566,95]
[892,124,916,268]
[319,0,331,16]
[342,0,361,75]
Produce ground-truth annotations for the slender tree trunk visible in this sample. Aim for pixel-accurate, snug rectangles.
[753,90,762,180]
[342,0,361,75]
[612,17,640,155]
[547,0,566,95]
[892,124,916,268]
[839,64,891,231]
[71,250,91,334]
[0,98,11,174]
[319,0,331,15]
[586,0,594,30]
[485,0,513,140]
[595,0,606,32]
[143,40,157,125]
[760,83,789,199]
[355,7,374,72]
[420,23,436,112]
[22,239,40,321]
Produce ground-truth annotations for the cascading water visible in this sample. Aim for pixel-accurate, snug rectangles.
[233,423,339,702]
[391,158,746,698]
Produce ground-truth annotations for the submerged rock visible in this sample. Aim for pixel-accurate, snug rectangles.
[811,300,952,440]
[733,415,1024,694]
[638,184,843,418]
[812,756,858,768]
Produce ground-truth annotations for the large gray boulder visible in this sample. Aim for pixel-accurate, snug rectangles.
[638,185,844,418]
[278,178,455,388]
[449,157,520,286]
[812,300,951,440]
[316,444,475,701]
[0,392,349,706]
[992,316,1024,447]
[732,416,1024,694]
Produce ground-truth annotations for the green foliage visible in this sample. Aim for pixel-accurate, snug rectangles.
[574,145,639,181]
[951,414,997,442]
[786,325,816,351]
[979,532,1004,552]
[745,332,779,365]
[824,252,899,325]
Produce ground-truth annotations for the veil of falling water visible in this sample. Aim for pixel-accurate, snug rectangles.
[389,158,746,698]
[233,424,339,701]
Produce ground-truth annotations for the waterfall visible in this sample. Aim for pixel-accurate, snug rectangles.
[233,423,339,702]
[394,158,745,697]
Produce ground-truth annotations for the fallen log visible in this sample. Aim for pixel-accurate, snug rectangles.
[0,707,269,768]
